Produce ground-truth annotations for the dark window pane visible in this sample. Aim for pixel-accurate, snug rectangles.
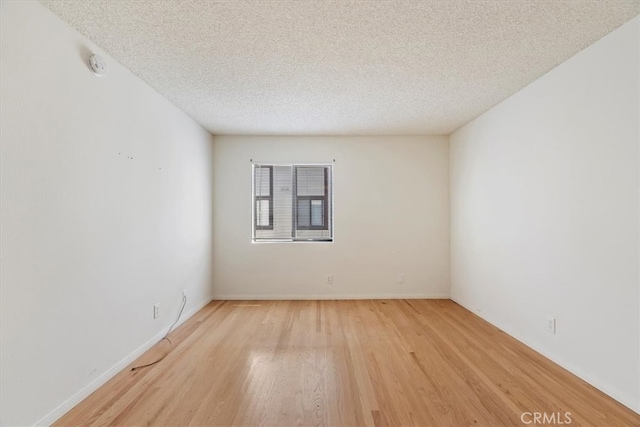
[256,199,270,226]
[311,200,323,226]
[296,167,325,196]
[297,199,310,227]
[255,168,271,196]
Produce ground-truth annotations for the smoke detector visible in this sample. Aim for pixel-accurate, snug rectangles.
[89,54,107,76]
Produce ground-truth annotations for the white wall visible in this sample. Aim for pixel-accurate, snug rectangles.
[450,16,640,411]
[212,135,449,299]
[0,1,214,425]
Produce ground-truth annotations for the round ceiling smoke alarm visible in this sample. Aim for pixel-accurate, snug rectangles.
[89,54,107,76]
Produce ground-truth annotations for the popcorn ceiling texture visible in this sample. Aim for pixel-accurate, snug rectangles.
[40,0,639,135]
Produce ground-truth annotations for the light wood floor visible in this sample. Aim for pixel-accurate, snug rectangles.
[56,300,640,426]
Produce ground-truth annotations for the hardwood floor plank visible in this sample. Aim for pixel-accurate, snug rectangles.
[55,300,640,427]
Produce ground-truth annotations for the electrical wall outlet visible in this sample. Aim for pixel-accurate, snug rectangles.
[326,274,333,284]
[546,316,556,334]
[397,274,405,284]
[153,303,160,319]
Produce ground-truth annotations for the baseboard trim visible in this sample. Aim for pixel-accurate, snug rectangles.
[211,293,451,300]
[34,296,213,426]
[450,297,640,415]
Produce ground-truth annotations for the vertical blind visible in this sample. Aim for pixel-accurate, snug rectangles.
[253,163,333,242]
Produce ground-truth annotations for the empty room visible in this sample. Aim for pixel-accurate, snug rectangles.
[1,0,640,426]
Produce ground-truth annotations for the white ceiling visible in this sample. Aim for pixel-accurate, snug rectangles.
[41,0,639,136]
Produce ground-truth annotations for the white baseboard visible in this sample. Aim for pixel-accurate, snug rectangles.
[450,297,640,415]
[34,297,213,426]
[211,293,450,300]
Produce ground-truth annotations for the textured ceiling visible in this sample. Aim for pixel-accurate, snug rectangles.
[41,0,639,135]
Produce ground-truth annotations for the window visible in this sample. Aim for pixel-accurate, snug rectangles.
[252,163,333,242]
[295,166,329,230]
[254,166,273,230]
